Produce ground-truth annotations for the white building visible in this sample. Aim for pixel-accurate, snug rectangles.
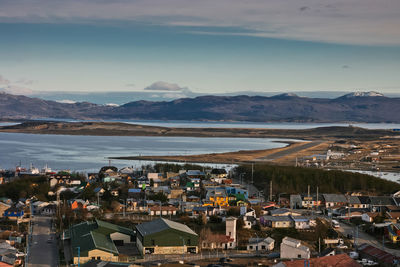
[247,237,274,251]
[225,217,237,249]
[280,237,310,259]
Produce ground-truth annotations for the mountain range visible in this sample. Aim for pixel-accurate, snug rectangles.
[1,91,399,123]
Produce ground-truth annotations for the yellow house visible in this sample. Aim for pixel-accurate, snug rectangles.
[205,189,229,207]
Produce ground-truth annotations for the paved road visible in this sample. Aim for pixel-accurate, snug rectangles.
[257,141,323,161]
[28,216,58,267]
[337,222,400,257]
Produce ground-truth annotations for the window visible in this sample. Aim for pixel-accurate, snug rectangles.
[298,254,301,258]
[249,246,253,249]
[97,257,101,260]
[262,245,266,250]
[91,257,95,260]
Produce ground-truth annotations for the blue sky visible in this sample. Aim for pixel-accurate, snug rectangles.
[0,0,400,97]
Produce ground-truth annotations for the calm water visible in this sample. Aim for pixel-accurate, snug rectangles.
[0,132,295,172]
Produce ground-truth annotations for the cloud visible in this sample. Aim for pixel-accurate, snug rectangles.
[0,75,10,85]
[144,81,186,91]
[16,78,34,85]
[0,85,34,95]
[342,65,350,69]
[0,0,399,45]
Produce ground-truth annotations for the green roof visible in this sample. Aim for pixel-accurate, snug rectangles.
[136,218,197,237]
[68,220,134,257]
[95,219,135,236]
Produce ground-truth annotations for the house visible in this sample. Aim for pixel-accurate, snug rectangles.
[386,212,400,223]
[280,237,310,259]
[63,219,135,265]
[348,196,369,209]
[135,218,198,255]
[247,237,274,251]
[93,187,105,196]
[3,206,24,220]
[201,234,234,250]
[148,206,177,216]
[358,243,400,266]
[205,189,229,207]
[322,194,347,208]
[291,216,311,229]
[386,223,400,243]
[127,188,144,200]
[300,194,322,209]
[290,195,303,209]
[273,254,359,267]
[186,170,205,179]
[270,208,301,217]
[243,216,257,229]
[0,202,11,218]
[260,216,294,228]
[192,206,217,217]
[242,208,257,228]
[169,176,180,188]
[110,189,119,197]
[333,207,367,219]
[210,168,227,179]
[362,212,380,223]
[369,196,395,212]
[70,199,88,210]
[39,203,57,215]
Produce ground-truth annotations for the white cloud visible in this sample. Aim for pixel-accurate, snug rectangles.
[144,81,186,91]
[0,85,33,95]
[0,0,399,45]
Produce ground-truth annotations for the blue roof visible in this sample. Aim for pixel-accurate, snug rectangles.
[128,188,142,193]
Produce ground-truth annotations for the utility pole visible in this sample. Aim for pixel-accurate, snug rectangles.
[307,185,310,210]
[251,163,254,184]
[77,247,80,267]
[269,180,273,202]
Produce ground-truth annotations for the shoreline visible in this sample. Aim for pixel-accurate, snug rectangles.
[111,140,328,165]
[0,121,398,140]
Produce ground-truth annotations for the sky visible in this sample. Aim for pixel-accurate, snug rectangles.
[0,0,400,98]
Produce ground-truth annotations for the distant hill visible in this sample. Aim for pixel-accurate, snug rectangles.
[1,91,399,123]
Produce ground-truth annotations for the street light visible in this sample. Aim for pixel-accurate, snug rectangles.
[119,199,126,218]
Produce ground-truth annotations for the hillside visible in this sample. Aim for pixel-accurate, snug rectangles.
[1,91,399,123]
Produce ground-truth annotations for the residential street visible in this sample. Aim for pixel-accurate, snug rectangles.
[337,221,400,257]
[28,216,58,267]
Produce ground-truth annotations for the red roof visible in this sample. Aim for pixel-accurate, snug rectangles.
[206,234,234,243]
[358,243,399,265]
[0,262,13,267]
[282,254,360,267]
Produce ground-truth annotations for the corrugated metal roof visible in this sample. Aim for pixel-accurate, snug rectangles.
[136,218,197,237]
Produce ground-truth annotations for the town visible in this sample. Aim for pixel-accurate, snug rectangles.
[0,162,400,267]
